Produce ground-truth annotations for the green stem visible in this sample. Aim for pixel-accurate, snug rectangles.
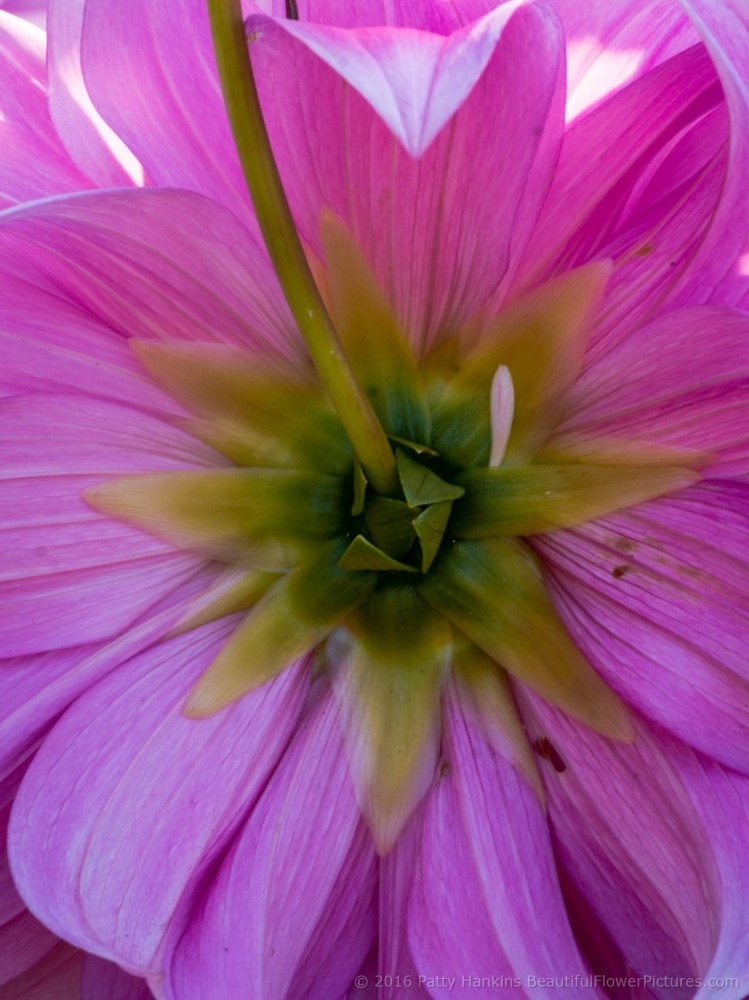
[207,0,398,496]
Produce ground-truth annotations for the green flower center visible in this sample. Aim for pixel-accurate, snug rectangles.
[85,224,701,852]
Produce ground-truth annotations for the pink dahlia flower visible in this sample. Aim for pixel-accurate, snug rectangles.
[2,1,749,999]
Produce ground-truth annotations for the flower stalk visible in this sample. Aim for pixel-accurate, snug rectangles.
[207,0,398,495]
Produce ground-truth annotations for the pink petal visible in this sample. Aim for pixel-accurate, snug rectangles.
[80,957,152,1000]
[0,279,183,413]
[0,570,211,784]
[47,0,144,187]
[377,813,429,999]
[535,481,749,773]
[0,764,58,988]
[0,124,92,209]
[557,306,749,479]
[0,13,51,143]
[513,43,723,314]
[250,0,502,32]
[517,692,749,996]
[165,683,377,1000]
[555,0,696,119]
[675,1,749,308]
[9,620,310,972]
[78,0,250,218]
[0,13,92,205]
[0,941,84,1000]
[409,683,602,999]
[248,1,564,353]
[0,394,214,656]
[0,189,296,358]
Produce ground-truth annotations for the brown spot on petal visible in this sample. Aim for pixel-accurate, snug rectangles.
[612,564,630,580]
[533,737,567,773]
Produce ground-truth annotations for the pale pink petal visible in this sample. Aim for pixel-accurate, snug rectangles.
[409,684,603,999]
[0,394,215,656]
[489,365,514,467]
[0,189,296,357]
[9,621,310,972]
[675,1,749,308]
[47,0,144,187]
[554,0,696,119]
[557,306,749,479]
[517,692,749,996]
[249,1,564,352]
[165,684,377,1000]
[80,957,152,1000]
[535,481,749,772]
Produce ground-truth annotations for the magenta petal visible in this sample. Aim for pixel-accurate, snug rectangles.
[0,124,92,209]
[0,189,296,357]
[559,306,749,478]
[79,0,249,217]
[536,481,749,773]
[9,621,310,972]
[249,1,564,352]
[80,957,152,1000]
[514,43,722,302]
[0,13,51,143]
[0,941,84,1000]
[249,0,501,32]
[377,814,429,999]
[0,764,57,988]
[555,0,696,118]
[47,0,144,187]
[409,684,599,998]
[0,280,182,411]
[0,570,211,786]
[0,394,214,656]
[518,693,749,996]
[676,1,749,308]
[165,684,377,1000]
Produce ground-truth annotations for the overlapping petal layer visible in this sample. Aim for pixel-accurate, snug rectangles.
[9,623,310,970]
[248,0,565,352]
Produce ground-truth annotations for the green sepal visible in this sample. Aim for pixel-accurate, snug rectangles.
[428,262,611,468]
[395,448,464,506]
[418,537,632,740]
[351,459,367,516]
[185,537,377,716]
[322,212,431,443]
[365,497,417,559]
[338,534,418,573]
[133,341,352,474]
[327,583,450,852]
[452,464,699,537]
[388,435,439,457]
[413,501,453,572]
[86,467,348,571]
